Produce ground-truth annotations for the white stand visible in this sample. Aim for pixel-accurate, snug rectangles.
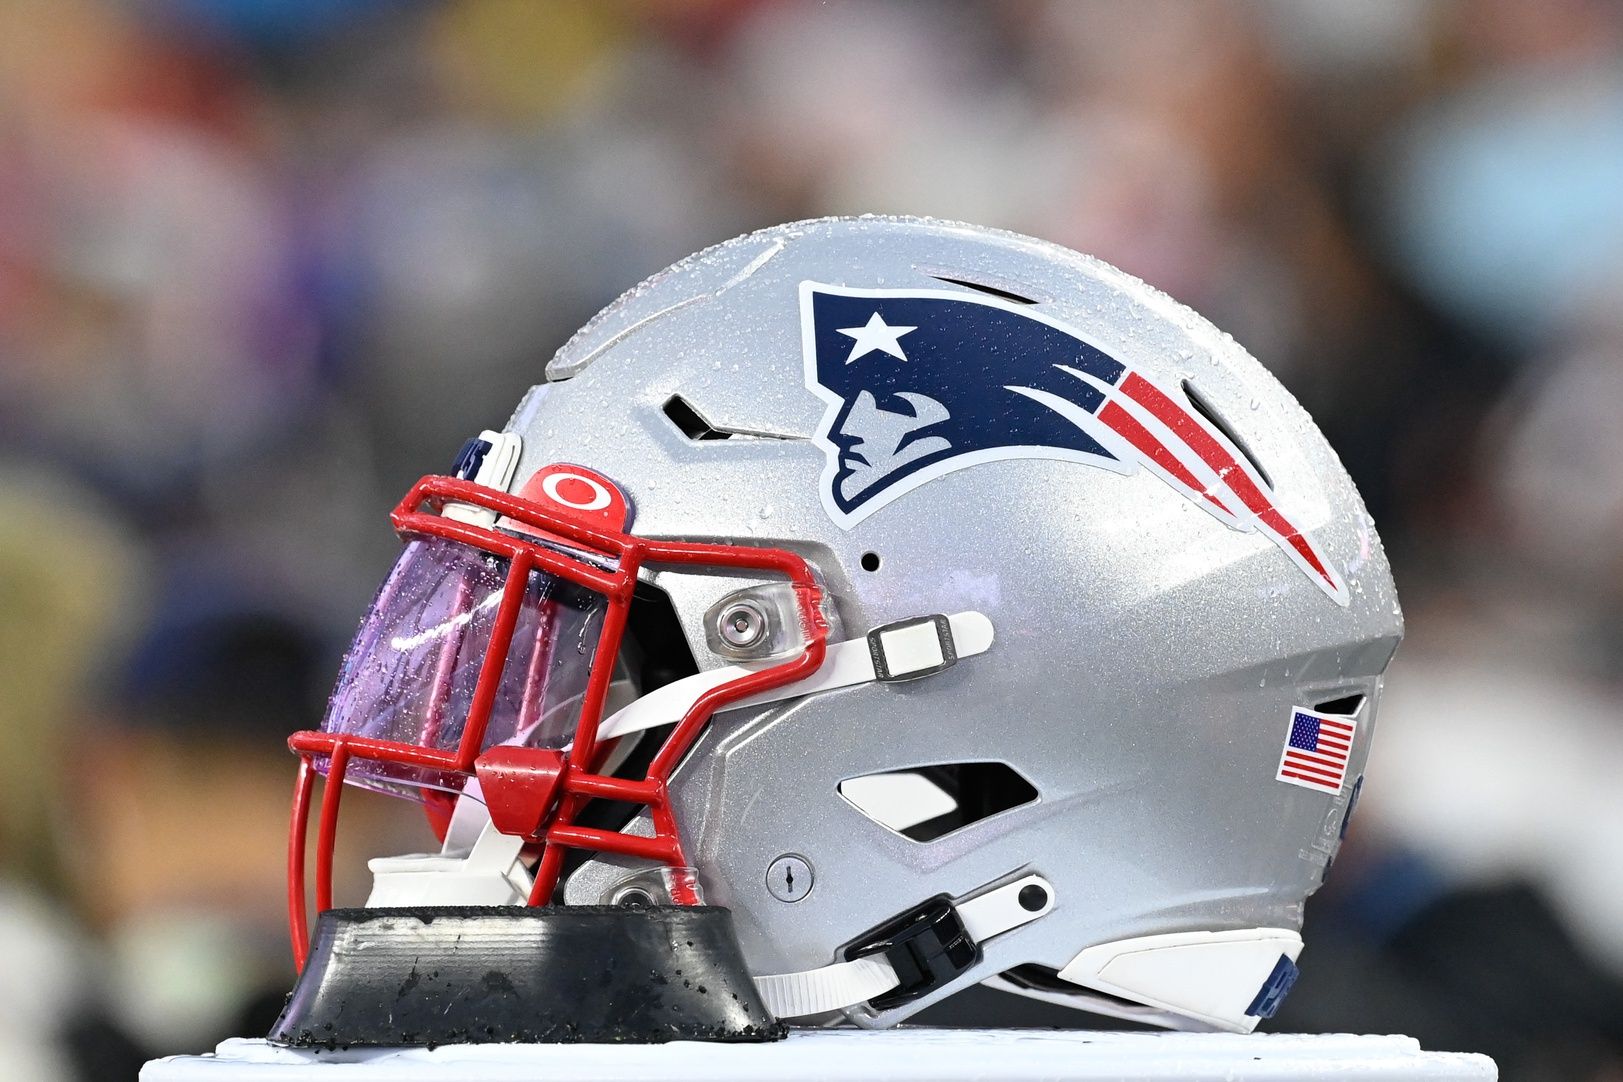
[143,1029,1496,1081]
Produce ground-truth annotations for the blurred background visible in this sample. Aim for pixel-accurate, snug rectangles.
[1,0,1620,1078]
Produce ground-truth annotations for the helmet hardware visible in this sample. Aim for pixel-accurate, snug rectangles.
[611,885,655,909]
[703,582,814,661]
[847,896,980,1010]
[718,599,771,650]
[765,854,815,902]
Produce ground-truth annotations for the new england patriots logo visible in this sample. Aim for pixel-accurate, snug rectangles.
[799,282,1349,605]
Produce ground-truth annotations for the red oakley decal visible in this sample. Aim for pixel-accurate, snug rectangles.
[518,464,633,532]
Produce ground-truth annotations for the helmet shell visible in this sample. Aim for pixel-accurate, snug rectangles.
[506,216,1400,1025]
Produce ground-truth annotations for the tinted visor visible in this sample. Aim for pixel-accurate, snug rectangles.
[318,535,609,798]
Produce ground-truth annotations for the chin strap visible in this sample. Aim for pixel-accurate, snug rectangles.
[753,873,1054,1019]
[596,611,994,744]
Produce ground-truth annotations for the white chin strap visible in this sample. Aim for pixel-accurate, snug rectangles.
[366,609,1014,1017]
[365,612,994,907]
[754,874,1055,1020]
[596,610,994,743]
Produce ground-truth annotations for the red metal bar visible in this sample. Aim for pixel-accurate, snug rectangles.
[314,743,350,914]
[527,836,567,906]
[396,477,639,563]
[565,773,660,803]
[452,553,534,769]
[287,757,315,971]
[647,801,700,905]
[287,469,834,960]
[289,730,459,768]
[565,593,634,771]
[545,823,681,864]
[395,509,628,599]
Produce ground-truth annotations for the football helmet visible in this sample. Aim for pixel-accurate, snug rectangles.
[287,216,1401,1033]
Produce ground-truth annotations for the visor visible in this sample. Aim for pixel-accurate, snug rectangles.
[318,535,610,799]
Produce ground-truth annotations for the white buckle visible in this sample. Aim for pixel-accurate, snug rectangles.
[867,614,956,682]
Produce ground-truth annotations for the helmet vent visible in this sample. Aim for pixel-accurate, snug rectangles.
[1313,693,1366,717]
[662,394,803,443]
[929,275,1039,306]
[1180,380,1273,490]
[839,762,1038,843]
[663,395,733,441]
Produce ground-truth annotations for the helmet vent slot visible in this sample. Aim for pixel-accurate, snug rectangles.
[1313,693,1366,717]
[662,394,804,443]
[1180,380,1273,490]
[663,395,733,441]
[839,762,1038,843]
[929,275,1039,305]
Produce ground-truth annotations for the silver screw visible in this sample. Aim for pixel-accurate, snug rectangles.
[718,600,770,650]
[611,885,655,909]
[766,854,814,902]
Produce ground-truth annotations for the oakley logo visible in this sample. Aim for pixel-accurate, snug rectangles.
[799,282,1348,605]
[518,463,632,531]
[541,472,614,512]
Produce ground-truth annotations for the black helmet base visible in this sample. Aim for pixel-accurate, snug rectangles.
[270,905,785,1048]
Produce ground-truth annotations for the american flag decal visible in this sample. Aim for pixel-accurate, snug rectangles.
[1275,708,1356,794]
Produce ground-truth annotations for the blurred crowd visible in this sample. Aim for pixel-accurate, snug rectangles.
[1,1,1621,1078]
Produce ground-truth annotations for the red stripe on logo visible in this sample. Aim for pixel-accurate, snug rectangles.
[1098,401,1236,518]
[1120,374,1336,588]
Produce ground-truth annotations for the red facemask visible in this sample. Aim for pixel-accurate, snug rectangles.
[286,464,828,969]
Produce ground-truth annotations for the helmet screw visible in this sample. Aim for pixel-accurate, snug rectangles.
[1017,883,1049,912]
[611,885,655,909]
[766,854,814,902]
[718,600,770,650]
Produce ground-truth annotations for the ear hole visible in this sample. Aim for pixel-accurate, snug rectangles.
[1180,380,1273,490]
[839,762,1038,842]
[1314,693,1366,717]
[860,551,882,572]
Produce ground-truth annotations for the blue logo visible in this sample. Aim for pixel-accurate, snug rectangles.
[798,282,1349,605]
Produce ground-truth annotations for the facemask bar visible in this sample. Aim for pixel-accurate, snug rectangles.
[286,472,829,970]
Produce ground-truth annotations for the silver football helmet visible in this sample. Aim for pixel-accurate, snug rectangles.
[288,216,1401,1034]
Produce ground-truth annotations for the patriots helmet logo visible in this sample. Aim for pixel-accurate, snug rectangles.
[799,282,1348,605]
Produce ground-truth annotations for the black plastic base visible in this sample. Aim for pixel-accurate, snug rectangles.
[270,906,785,1048]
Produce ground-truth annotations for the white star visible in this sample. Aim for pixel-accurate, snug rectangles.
[838,312,917,364]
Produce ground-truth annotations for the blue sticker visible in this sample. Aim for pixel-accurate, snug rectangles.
[1245,953,1300,1019]
[451,436,492,480]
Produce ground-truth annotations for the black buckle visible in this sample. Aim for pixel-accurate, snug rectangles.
[847,896,980,1010]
